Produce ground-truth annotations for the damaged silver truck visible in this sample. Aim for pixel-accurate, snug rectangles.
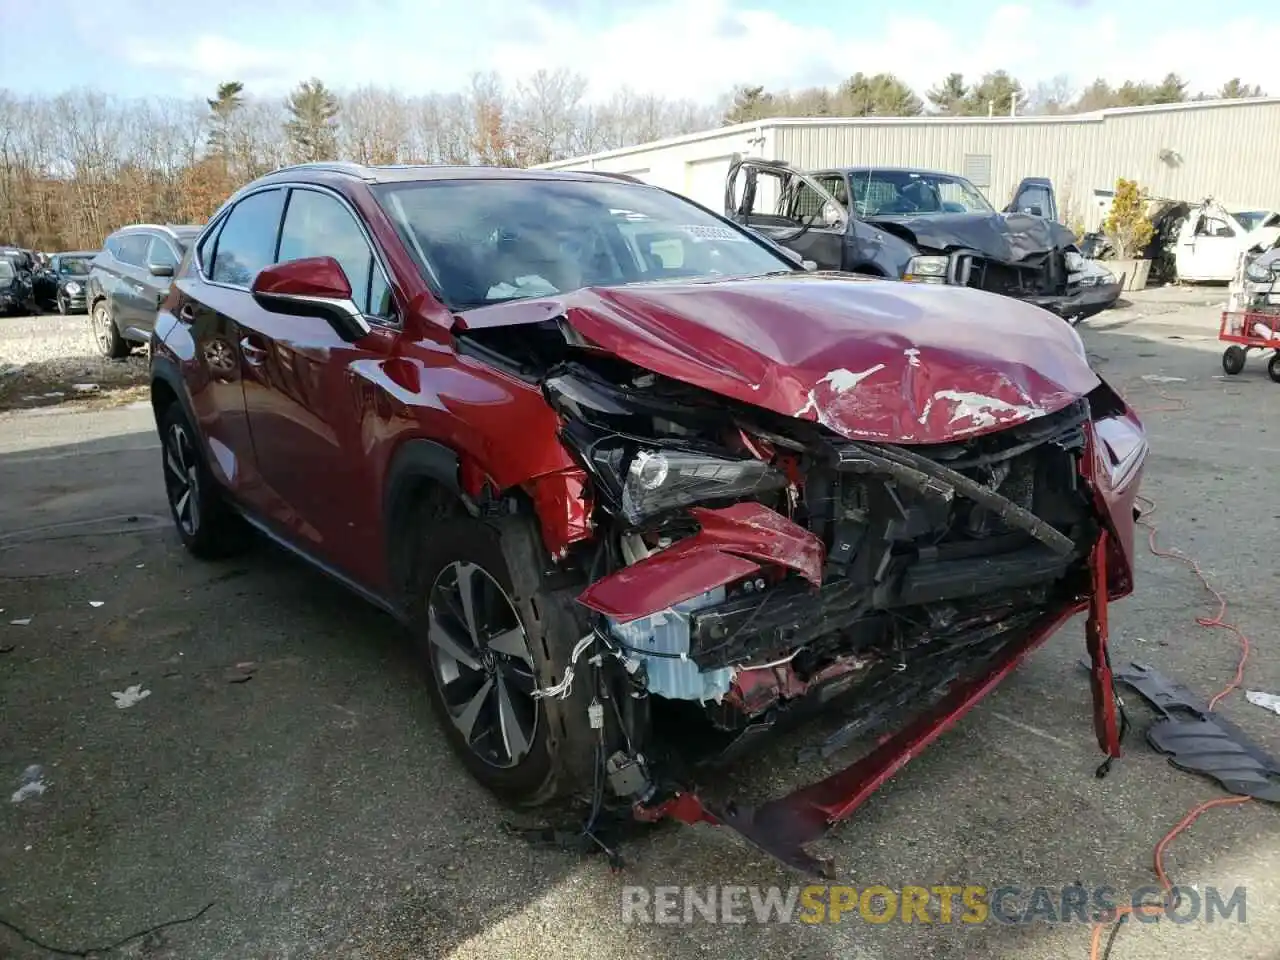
[726,157,1121,324]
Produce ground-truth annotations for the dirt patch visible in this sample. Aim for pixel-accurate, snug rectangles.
[0,312,150,412]
[0,362,149,412]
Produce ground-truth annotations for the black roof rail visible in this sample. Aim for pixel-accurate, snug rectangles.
[579,170,646,184]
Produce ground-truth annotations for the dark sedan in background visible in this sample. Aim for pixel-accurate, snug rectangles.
[86,224,201,357]
[34,251,99,314]
[0,253,35,315]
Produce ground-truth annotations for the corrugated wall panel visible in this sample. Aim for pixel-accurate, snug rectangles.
[773,104,1280,231]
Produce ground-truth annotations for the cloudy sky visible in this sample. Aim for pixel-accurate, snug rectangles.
[1,0,1274,102]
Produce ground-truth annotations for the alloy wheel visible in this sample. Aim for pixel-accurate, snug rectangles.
[163,422,201,537]
[92,304,113,353]
[427,561,539,768]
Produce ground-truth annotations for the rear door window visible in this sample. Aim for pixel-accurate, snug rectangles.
[209,188,286,287]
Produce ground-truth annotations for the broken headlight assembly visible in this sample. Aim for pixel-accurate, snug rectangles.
[621,448,784,523]
[1068,256,1115,288]
[546,366,789,524]
[1244,257,1280,284]
[903,255,948,283]
[585,441,787,524]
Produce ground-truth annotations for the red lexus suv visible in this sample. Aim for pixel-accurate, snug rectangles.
[149,162,1147,872]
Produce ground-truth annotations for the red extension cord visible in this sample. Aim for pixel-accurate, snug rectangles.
[1086,489,1256,958]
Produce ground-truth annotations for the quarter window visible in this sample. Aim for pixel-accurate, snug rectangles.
[147,237,179,268]
[115,235,150,266]
[210,188,286,287]
[277,188,390,318]
[197,217,225,271]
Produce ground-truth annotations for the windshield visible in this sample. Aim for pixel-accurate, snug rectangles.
[850,170,995,217]
[58,257,92,275]
[374,178,795,308]
[1232,210,1278,232]
[0,261,14,280]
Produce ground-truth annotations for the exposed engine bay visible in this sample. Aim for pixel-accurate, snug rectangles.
[459,313,1131,834]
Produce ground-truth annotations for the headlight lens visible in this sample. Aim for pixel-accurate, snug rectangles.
[581,446,782,524]
[620,449,785,524]
[1245,260,1273,283]
[1072,261,1115,287]
[1064,251,1086,273]
[65,281,81,294]
[904,255,948,282]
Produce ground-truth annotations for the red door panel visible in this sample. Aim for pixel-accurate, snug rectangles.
[239,301,398,588]
[164,276,260,500]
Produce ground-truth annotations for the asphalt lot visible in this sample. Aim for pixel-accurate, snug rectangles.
[1,290,1278,960]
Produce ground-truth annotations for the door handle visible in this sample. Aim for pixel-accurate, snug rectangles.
[239,337,268,364]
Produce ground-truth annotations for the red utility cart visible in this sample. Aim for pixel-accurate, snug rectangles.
[1219,310,1280,382]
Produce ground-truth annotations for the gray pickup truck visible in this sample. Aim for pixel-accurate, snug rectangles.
[725,157,1120,324]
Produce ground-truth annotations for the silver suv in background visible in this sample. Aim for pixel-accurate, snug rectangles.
[87,224,202,358]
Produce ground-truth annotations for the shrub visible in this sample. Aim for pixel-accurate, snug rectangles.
[1103,178,1155,260]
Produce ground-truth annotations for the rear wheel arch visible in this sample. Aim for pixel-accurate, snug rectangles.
[149,356,196,431]
[151,377,180,421]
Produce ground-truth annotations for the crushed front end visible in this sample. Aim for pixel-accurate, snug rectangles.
[921,246,1121,323]
[522,351,1146,874]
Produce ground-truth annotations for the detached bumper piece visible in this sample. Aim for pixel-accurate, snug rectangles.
[1098,662,1280,803]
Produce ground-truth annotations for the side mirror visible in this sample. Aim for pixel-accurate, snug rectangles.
[148,262,174,277]
[820,202,845,229]
[250,257,371,342]
[802,260,818,272]
[1024,205,1044,217]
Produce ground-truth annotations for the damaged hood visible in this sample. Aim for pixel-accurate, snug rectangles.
[455,273,1101,444]
[868,211,1079,261]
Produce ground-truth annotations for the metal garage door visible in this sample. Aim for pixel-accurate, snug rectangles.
[684,157,733,212]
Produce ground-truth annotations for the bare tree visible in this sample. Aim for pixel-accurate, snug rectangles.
[513,68,587,164]
[1,67,1262,252]
[340,87,410,164]
[1027,75,1075,115]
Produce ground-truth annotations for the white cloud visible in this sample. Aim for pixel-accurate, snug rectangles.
[106,0,1280,103]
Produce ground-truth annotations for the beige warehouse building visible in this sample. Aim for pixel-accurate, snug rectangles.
[537,98,1280,231]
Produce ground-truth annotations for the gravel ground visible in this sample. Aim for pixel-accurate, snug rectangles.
[0,288,1277,960]
[0,312,149,412]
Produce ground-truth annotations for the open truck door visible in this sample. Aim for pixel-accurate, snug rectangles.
[1005,177,1059,222]
[724,155,847,271]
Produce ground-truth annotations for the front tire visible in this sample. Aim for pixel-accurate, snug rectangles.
[158,402,249,559]
[56,294,67,316]
[91,301,130,359]
[408,515,596,808]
